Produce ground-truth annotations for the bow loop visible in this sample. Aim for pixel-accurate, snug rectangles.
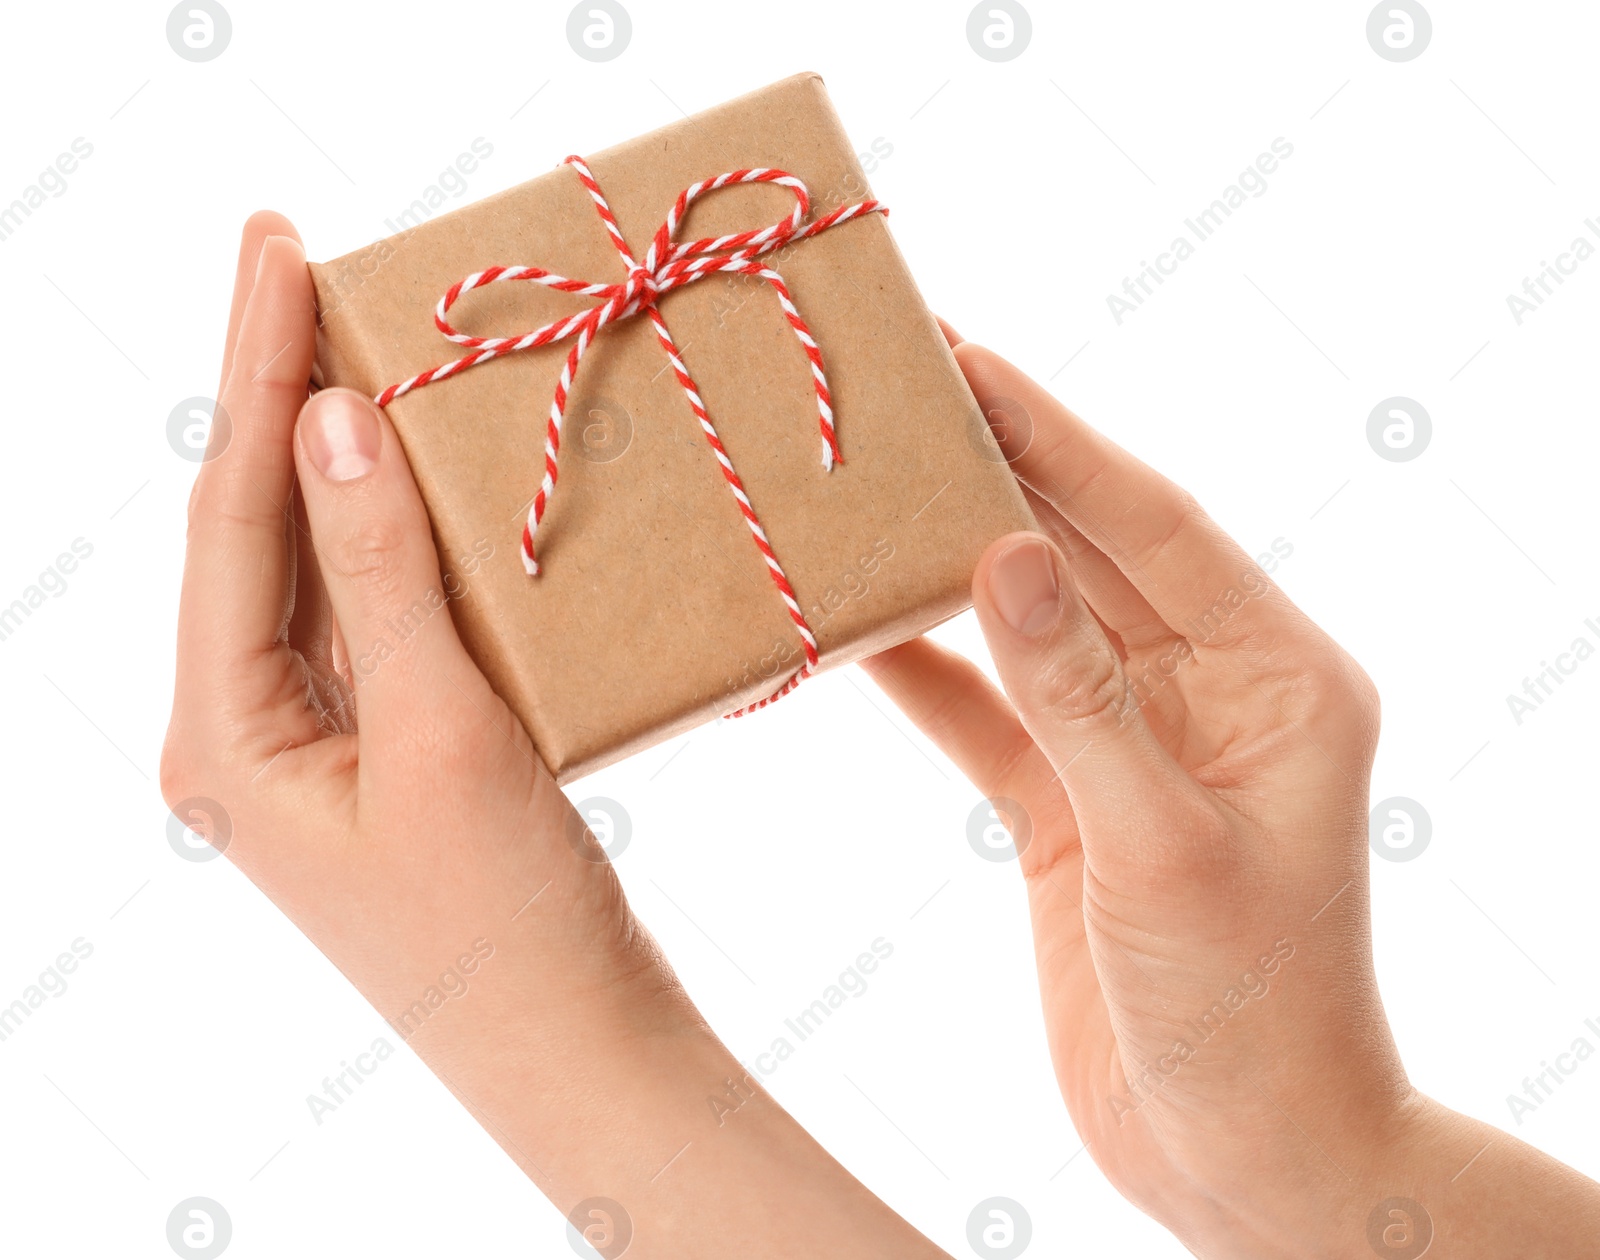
[659,167,811,268]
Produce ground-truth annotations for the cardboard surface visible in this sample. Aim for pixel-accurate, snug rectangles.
[310,73,1034,781]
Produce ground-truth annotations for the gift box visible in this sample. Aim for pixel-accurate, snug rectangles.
[309,73,1033,782]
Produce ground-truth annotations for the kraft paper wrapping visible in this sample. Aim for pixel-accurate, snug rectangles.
[309,73,1034,782]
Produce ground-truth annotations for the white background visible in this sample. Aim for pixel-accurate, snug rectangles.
[2,1,1597,1256]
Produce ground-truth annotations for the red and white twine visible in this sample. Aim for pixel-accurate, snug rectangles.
[376,156,886,714]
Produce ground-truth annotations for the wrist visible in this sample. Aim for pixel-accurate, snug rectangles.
[1161,1084,1442,1258]
[415,966,939,1257]
[1180,1088,1600,1259]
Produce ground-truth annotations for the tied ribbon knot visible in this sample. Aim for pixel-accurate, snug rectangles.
[376,155,887,715]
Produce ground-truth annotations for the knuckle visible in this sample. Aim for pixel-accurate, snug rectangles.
[328,515,413,597]
[1296,643,1383,745]
[225,359,310,405]
[1343,656,1382,720]
[1133,486,1203,567]
[1300,642,1365,704]
[158,733,198,813]
[1062,449,1115,503]
[1035,645,1129,729]
[185,458,292,542]
[1335,654,1383,741]
[1164,485,1203,530]
[985,729,1045,801]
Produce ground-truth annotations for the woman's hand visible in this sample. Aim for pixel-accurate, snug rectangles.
[160,213,947,1260]
[866,328,1600,1256]
[163,212,653,1099]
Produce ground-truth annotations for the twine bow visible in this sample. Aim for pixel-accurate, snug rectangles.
[376,156,886,713]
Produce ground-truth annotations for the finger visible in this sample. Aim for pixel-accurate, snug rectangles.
[935,316,963,348]
[284,484,357,736]
[862,638,1059,808]
[1020,485,1169,654]
[179,232,316,681]
[292,388,481,742]
[218,211,300,393]
[974,532,1210,850]
[863,638,1090,928]
[957,341,1303,651]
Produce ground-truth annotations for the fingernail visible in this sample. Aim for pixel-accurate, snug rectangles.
[989,538,1061,636]
[329,613,350,687]
[256,233,302,284]
[302,391,381,482]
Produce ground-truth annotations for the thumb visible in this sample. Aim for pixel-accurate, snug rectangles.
[973,532,1199,852]
[293,388,480,741]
